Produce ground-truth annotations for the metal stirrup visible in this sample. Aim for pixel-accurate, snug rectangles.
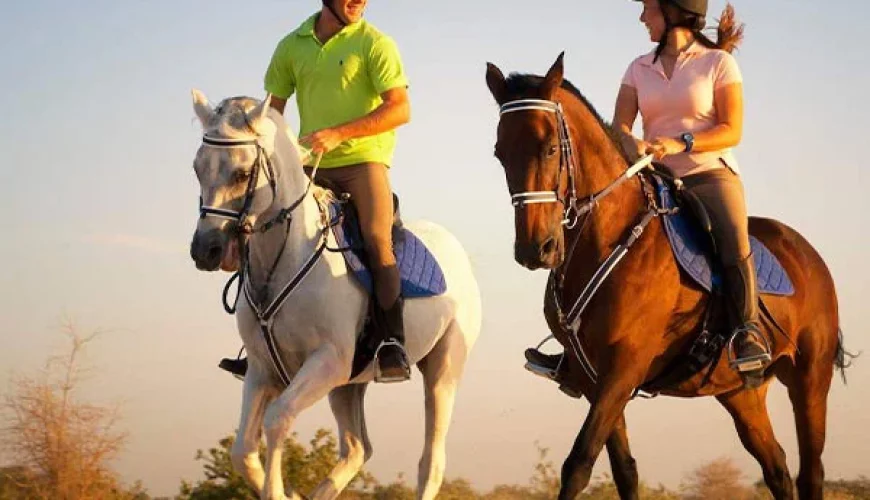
[523,335,564,381]
[374,339,411,383]
[727,326,772,372]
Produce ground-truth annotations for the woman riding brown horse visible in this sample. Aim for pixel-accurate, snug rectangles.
[485,11,849,500]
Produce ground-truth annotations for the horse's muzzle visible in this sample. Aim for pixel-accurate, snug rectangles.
[515,236,563,270]
[191,229,229,272]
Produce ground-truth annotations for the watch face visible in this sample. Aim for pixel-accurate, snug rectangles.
[682,133,693,152]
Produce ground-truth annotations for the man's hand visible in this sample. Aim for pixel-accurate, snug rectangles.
[300,128,346,154]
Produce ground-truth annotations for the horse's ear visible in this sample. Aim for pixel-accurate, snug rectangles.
[245,94,273,131]
[540,52,565,100]
[486,62,509,105]
[191,88,215,126]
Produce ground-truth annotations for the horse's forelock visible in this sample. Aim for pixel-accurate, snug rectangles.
[204,96,261,138]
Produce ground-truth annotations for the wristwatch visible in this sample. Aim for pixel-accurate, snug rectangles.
[680,132,695,153]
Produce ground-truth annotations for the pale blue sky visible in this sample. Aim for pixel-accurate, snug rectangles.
[1,1,868,497]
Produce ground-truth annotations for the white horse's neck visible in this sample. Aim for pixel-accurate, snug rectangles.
[245,113,325,295]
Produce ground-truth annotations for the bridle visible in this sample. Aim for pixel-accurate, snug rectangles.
[498,98,654,229]
[497,97,659,386]
[499,99,581,228]
[197,132,333,387]
[198,135,309,235]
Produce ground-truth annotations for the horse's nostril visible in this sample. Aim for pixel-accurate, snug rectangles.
[541,238,556,256]
[206,244,222,263]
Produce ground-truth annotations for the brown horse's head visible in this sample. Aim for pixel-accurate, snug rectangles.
[486,53,570,270]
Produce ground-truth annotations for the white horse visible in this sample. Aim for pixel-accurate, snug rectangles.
[189,91,481,500]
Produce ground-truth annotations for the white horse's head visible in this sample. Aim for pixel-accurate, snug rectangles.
[188,90,307,272]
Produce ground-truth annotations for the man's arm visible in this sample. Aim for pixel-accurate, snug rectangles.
[269,96,288,115]
[300,86,410,154]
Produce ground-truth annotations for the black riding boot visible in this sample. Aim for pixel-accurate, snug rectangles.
[373,297,411,383]
[725,253,771,388]
[219,355,247,380]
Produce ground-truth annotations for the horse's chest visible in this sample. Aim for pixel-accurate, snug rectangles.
[236,278,364,350]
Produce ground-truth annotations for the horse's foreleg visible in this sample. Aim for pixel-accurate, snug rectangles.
[231,371,274,493]
[262,346,347,500]
[309,384,372,500]
[559,349,647,500]
[605,414,639,500]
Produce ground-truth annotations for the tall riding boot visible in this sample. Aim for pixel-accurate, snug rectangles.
[725,253,771,387]
[219,355,248,380]
[374,296,411,383]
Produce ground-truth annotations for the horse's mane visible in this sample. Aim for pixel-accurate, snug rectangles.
[504,74,630,161]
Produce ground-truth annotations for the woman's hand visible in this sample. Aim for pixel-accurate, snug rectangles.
[646,136,685,160]
[618,130,649,162]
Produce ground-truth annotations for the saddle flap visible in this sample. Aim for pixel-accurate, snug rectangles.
[651,176,795,296]
[328,198,447,298]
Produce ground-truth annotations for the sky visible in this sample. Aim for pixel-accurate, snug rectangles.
[1,0,869,497]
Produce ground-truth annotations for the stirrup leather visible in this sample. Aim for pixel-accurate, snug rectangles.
[374,339,411,383]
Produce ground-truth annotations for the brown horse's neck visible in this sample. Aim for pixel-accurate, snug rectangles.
[558,89,646,257]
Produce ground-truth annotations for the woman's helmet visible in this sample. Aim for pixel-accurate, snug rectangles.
[634,0,708,17]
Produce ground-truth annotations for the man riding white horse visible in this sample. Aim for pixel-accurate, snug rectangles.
[220,0,413,382]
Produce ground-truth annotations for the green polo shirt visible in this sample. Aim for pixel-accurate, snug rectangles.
[264,14,408,168]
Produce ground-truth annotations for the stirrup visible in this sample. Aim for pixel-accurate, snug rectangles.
[374,339,411,384]
[523,335,563,381]
[524,353,563,381]
[727,326,772,374]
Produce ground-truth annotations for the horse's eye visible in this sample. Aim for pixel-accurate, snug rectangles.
[234,170,251,183]
[546,145,558,158]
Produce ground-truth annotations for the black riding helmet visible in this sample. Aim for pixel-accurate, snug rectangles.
[635,0,708,61]
[634,0,708,17]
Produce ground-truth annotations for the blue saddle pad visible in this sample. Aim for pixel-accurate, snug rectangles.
[653,178,794,296]
[329,201,447,298]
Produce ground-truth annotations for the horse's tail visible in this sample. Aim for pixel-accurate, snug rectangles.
[835,328,859,384]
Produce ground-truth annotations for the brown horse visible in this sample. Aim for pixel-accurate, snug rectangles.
[485,53,851,500]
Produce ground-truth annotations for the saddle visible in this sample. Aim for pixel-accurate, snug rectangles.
[320,185,447,379]
[637,172,794,394]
